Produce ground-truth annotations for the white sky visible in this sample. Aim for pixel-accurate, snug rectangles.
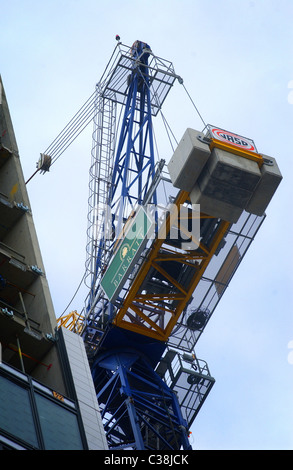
[2,0,293,450]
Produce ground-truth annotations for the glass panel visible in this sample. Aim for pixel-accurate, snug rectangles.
[35,393,83,450]
[0,375,38,448]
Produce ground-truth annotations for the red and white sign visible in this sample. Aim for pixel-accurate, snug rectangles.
[208,125,257,153]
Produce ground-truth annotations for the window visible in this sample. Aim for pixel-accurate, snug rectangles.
[0,367,85,450]
[0,375,38,448]
[35,393,83,450]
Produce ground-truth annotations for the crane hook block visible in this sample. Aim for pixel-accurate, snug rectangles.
[37,153,52,174]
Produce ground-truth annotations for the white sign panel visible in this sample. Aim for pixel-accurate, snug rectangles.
[208,125,257,154]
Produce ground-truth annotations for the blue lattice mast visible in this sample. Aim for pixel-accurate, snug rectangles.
[110,41,157,235]
[82,40,193,450]
[83,39,179,338]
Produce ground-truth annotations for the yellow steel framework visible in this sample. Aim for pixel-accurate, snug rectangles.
[57,310,84,334]
[112,189,230,341]
[58,137,262,344]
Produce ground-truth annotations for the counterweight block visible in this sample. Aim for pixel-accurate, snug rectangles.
[168,127,282,223]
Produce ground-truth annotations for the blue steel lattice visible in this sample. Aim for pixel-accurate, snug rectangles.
[83,41,192,450]
[109,41,157,236]
[92,348,192,450]
[84,40,176,318]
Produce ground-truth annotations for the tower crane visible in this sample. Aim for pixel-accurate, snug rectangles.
[32,39,281,450]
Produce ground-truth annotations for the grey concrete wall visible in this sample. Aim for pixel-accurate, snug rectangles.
[61,327,108,450]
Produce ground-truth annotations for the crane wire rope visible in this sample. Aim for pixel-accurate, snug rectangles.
[45,92,96,161]
[181,82,207,129]
[25,56,206,184]
[58,271,86,318]
[47,41,123,165]
[26,43,124,185]
[25,91,97,184]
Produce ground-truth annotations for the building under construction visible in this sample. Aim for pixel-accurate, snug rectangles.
[0,40,282,450]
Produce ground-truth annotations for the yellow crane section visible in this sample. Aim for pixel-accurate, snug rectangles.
[113,189,230,341]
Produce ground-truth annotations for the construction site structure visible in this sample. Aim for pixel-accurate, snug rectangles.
[0,39,282,451]
[57,41,282,450]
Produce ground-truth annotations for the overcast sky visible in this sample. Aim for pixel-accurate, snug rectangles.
[2,0,293,450]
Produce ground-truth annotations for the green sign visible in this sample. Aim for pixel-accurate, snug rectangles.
[101,207,153,302]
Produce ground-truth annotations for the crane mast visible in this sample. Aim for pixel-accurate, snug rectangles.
[55,39,282,450]
[82,40,194,449]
